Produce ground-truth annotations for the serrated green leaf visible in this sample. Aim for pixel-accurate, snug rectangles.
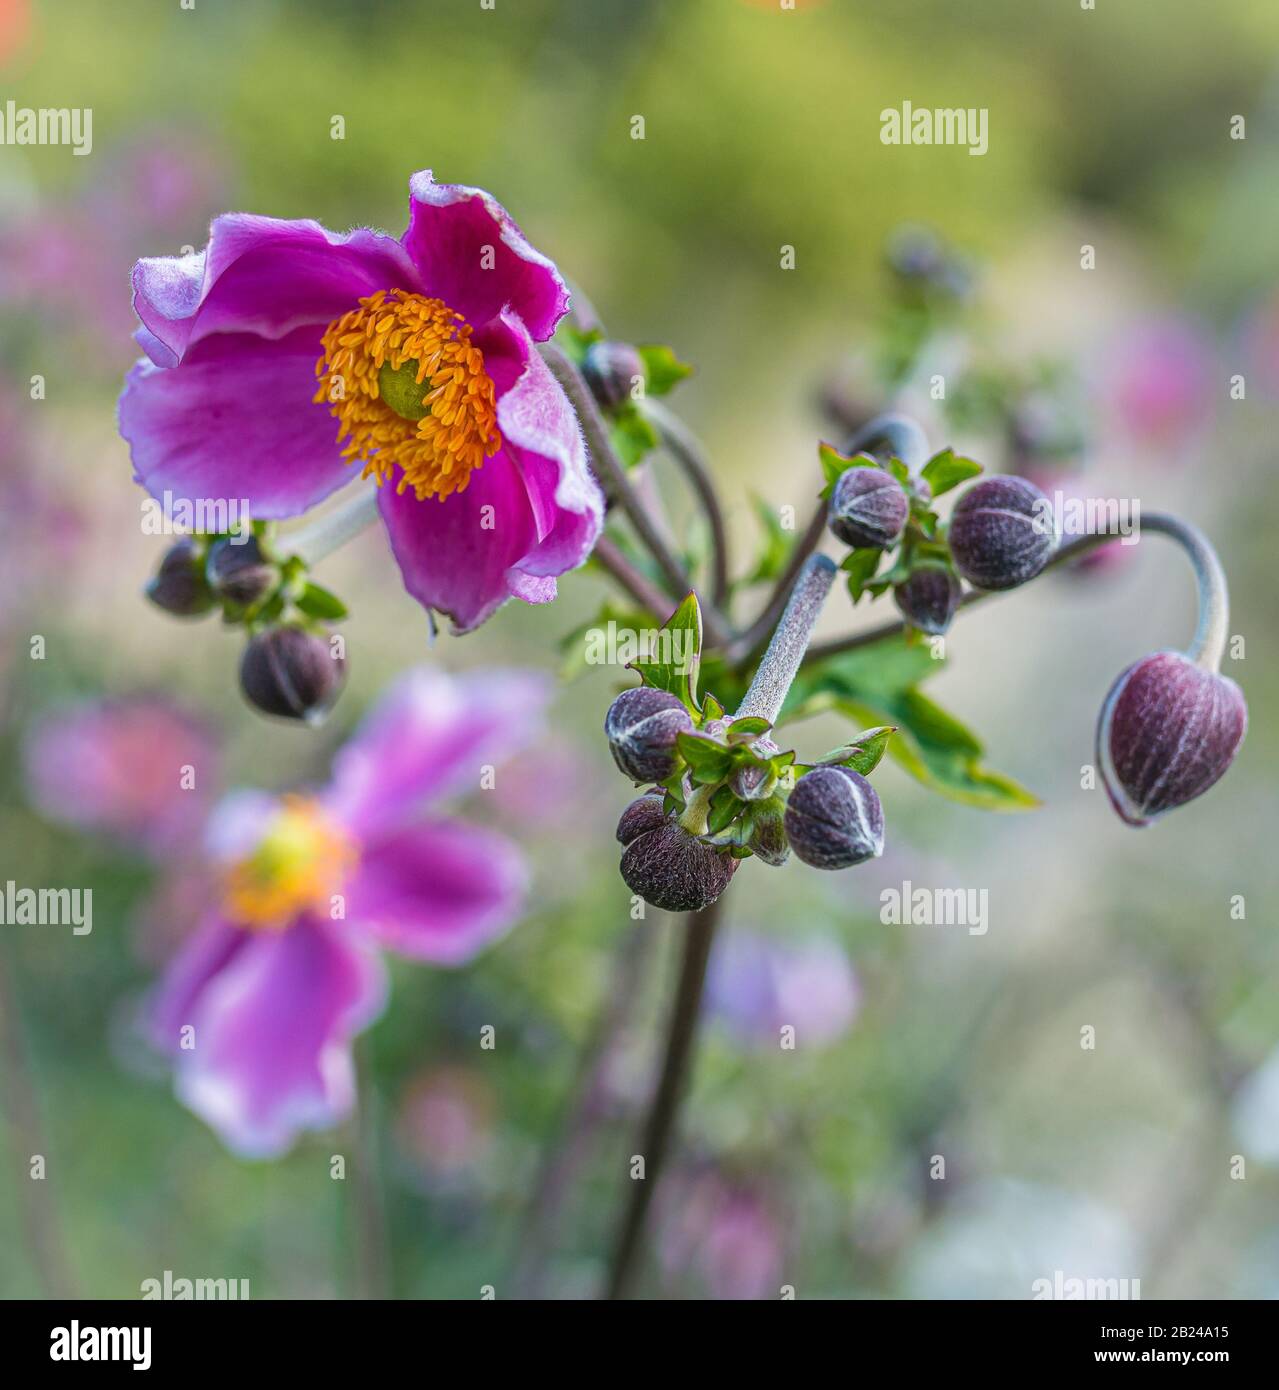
[701,692,725,722]
[841,547,883,603]
[676,731,732,785]
[885,457,911,485]
[818,443,879,497]
[811,725,897,777]
[637,343,693,396]
[921,448,983,497]
[726,715,772,742]
[628,593,703,716]
[706,785,744,836]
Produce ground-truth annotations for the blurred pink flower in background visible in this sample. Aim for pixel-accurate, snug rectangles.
[1239,291,1279,404]
[1103,316,1215,450]
[1021,467,1133,579]
[148,665,548,1158]
[23,696,219,855]
[706,930,860,1049]
[659,1168,786,1299]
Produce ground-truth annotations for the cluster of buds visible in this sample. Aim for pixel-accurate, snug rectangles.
[822,440,1058,636]
[145,527,348,724]
[606,678,892,913]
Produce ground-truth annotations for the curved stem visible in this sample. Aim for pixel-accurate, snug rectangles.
[1139,514,1229,670]
[604,900,721,1300]
[280,482,381,566]
[640,399,730,608]
[801,513,1229,667]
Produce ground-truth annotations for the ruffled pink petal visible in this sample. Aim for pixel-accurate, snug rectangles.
[344,818,527,965]
[323,665,550,840]
[378,312,602,631]
[119,328,354,520]
[132,213,421,369]
[166,915,387,1159]
[402,171,569,340]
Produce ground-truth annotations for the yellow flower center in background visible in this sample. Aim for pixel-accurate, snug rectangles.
[222,796,356,929]
[314,289,501,501]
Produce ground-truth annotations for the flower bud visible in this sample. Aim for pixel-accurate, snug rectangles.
[1097,651,1247,826]
[206,534,277,607]
[783,766,884,870]
[728,737,779,801]
[619,813,739,913]
[947,475,1055,591]
[893,565,961,635]
[582,340,645,411]
[605,687,693,783]
[746,804,790,867]
[828,467,909,551]
[616,790,668,846]
[146,539,214,617]
[239,625,346,724]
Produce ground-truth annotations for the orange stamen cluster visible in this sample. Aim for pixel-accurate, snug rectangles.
[314,289,500,501]
[221,796,357,930]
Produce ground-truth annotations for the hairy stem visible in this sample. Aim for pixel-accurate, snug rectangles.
[737,554,838,722]
[641,398,731,608]
[282,482,381,566]
[604,900,721,1300]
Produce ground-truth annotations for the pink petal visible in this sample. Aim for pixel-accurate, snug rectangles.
[132,213,420,369]
[403,171,569,340]
[323,665,550,840]
[168,916,387,1159]
[119,328,354,520]
[345,817,527,965]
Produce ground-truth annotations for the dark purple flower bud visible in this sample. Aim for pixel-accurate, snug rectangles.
[619,815,739,913]
[729,737,779,801]
[1097,651,1247,826]
[894,565,962,635]
[616,790,668,846]
[582,340,645,411]
[605,687,694,783]
[947,475,1055,591]
[146,538,214,617]
[783,766,885,870]
[240,625,346,724]
[206,534,278,607]
[828,467,910,550]
[746,804,790,866]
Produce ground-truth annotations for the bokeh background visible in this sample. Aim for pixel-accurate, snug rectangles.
[1,0,1277,1299]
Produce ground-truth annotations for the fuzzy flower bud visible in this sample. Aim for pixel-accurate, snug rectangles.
[1097,651,1247,826]
[728,736,780,801]
[582,340,645,411]
[894,564,962,635]
[146,538,214,617]
[783,766,884,870]
[947,475,1055,591]
[206,534,278,607]
[617,795,739,913]
[239,624,346,724]
[746,803,790,866]
[828,467,910,551]
[605,687,694,783]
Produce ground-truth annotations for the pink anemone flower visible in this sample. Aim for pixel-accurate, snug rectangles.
[119,170,602,633]
[149,666,548,1158]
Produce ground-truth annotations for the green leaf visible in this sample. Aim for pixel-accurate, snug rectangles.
[884,457,911,486]
[744,495,794,585]
[294,582,348,621]
[706,785,744,836]
[841,547,883,603]
[611,405,660,468]
[818,443,878,496]
[920,448,983,498]
[701,692,725,722]
[726,715,772,742]
[808,725,897,777]
[676,731,732,785]
[781,633,1039,811]
[637,344,693,396]
[628,592,703,717]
